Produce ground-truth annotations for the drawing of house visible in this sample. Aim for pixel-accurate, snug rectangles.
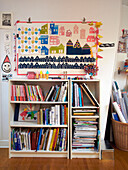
[50,23,58,34]
[87,35,95,42]
[80,29,85,39]
[50,36,60,45]
[66,29,72,37]
[59,26,65,35]
[73,25,79,34]
[50,43,64,54]
[39,35,48,44]
[66,40,90,55]
[40,24,48,34]
[89,27,95,34]
[41,46,49,55]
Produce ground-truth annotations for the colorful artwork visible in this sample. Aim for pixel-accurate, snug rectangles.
[18,104,40,121]
[59,26,65,36]
[66,40,90,55]
[50,44,64,54]
[1,55,11,73]
[50,23,58,34]
[73,25,79,34]
[66,29,72,37]
[41,46,49,55]
[89,27,95,34]
[39,35,48,44]
[80,29,85,39]
[87,35,95,42]
[16,21,103,75]
[50,36,60,45]
[40,24,48,34]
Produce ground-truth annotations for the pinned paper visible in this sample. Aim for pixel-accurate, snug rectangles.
[80,29,85,39]
[50,44,64,54]
[40,24,48,34]
[1,55,11,73]
[73,25,79,34]
[59,26,65,36]
[50,36,60,45]
[66,29,72,37]
[89,27,95,34]
[87,35,95,42]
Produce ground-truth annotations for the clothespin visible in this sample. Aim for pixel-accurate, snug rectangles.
[27,17,32,23]
[82,17,87,24]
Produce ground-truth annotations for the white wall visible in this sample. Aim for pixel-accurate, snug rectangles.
[114,5,128,90]
[0,0,122,147]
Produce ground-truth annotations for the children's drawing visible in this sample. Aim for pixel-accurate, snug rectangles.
[40,24,48,34]
[18,104,40,121]
[66,40,90,55]
[73,25,79,34]
[80,29,85,39]
[50,44,64,54]
[59,26,65,36]
[39,35,48,44]
[50,36,60,45]
[50,23,58,35]
[66,29,72,37]
[87,35,95,42]
[1,55,11,73]
[89,27,95,34]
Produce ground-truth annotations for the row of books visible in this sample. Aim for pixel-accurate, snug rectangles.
[11,82,68,102]
[72,109,96,116]
[37,105,68,125]
[72,118,98,152]
[72,83,99,107]
[112,81,128,123]
[11,128,68,151]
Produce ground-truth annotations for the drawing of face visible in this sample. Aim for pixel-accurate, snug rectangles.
[1,55,11,73]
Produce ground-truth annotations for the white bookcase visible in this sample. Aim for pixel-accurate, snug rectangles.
[70,79,101,159]
[9,79,69,158]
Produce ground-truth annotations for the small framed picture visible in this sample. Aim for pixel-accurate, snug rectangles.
[0,12,13,28]
[118,41,126,53]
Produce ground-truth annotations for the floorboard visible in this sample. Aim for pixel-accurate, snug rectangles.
[0,147,128,170]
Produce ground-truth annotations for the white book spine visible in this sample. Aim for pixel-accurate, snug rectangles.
[46,129,53,151]
[113,102,126,123]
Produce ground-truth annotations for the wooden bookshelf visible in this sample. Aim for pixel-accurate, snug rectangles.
[70,79,101,159]
[9,79,69,159]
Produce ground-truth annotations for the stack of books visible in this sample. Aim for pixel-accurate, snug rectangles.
[37,105,68,125]
[72,83,99,107]
[11,128,68,151]
[11,82,68,102]
[72,118,98,152]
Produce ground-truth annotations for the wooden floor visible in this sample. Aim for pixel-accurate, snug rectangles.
[0,148,128,170]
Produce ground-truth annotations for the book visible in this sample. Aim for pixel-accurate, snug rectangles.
[80,84,95,106]
[82,83,99,106]
[14,103,20,121]
[113,102,126,123]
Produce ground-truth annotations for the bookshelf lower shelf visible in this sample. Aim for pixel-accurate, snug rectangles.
[72,151,99,158]
[10,150,68,158]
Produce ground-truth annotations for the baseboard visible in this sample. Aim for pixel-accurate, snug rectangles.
[0,140,9,148]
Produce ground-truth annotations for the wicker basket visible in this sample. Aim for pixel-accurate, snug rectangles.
[112,118,128,151]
